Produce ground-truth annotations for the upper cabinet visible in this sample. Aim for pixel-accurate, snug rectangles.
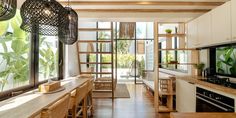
[197,12,212,47]
[232,0,236,41]
[211,1,231,44]
[187,19,198,48]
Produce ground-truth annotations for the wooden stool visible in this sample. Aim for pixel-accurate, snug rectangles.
[41,94,70,118]
[68,82,88,118]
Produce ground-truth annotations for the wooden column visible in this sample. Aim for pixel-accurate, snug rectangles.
[191,50,200,75]
[178,23,186,49]
[154,22,159,112]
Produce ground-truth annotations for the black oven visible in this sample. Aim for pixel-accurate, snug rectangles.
[196,87,235,112]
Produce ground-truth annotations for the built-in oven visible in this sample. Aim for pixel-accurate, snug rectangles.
[196,87,235,112]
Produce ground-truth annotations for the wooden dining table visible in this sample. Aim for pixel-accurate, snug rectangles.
[0,76,90,118]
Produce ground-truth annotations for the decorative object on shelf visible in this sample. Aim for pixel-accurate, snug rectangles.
[0,0,17,21]
[165,29,172,34]
[168,61,179,64]
[59,0,78,45]
[20,0,68,35]
[194,63,205,76]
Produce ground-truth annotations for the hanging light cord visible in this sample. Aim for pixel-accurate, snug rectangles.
[67,0,70,7]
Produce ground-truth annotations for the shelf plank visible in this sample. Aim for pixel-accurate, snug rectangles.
[159,91,176,95]
[158,106,175,113]
[78,40,112,43]
[159,48,196,51]
[159,63,196,65]
[158,34,185,37]
[78,52,112,54]
[79,28,111,31]
[80,62,112,64]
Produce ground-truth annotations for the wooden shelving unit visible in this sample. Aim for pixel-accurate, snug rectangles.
[77,22,115,99]
[155,23,195,112]
[158,77,176,112]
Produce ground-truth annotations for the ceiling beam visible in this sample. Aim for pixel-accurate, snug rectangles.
[75,9,210,13]
[59,1,224,6]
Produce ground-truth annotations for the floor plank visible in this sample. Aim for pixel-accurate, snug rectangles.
[92,84,170,118]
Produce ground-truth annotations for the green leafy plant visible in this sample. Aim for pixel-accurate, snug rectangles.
[216,46,236,76]
[165,29,172,34]
[194,63,205,70]
[0,10,29,91]
[39,38,58,79]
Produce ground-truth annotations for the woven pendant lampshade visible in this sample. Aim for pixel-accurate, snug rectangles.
[0,0,17,21]
[59,7,78,45]
[20,0,68,35]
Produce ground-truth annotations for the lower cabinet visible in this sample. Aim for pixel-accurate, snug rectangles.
[176,79,196,112]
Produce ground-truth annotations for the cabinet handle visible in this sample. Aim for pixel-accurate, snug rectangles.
[233,37,236,40]
[188,82,195,85]
[226,38,230,40]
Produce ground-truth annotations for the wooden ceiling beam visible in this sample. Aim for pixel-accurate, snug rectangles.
[74,9,210,13]
[59,1,224,6]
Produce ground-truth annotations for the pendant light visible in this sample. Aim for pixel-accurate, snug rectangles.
[0,0,17,21]
[20,0,68,35]
[59,0,78,45]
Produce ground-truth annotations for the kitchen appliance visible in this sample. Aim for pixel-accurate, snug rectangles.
[203,68,215,77]
[200,76,236,89]
[196,87,235,112]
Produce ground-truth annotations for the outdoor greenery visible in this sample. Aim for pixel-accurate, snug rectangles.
[216,46,236,76]
[0,10,29,91]
[0,10,58,92]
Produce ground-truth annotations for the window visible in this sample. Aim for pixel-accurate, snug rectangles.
[39,36,58,81]
[0,10,61,99]
[136,22,154,39]
[0,10,30,92]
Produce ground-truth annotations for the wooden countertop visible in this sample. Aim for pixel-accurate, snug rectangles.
[171,113,236,118]
[176,75,236,96]
[0,77,90,118]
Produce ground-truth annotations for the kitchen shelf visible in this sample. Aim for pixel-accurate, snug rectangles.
[159,48,196,51]
[158,34,185,37]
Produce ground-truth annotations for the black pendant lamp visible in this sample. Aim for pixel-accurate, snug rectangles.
[20,0,68,35]
[59,2,78,45]
[0,0,17,21]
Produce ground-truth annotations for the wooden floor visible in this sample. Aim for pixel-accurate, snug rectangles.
[92,84,170,118]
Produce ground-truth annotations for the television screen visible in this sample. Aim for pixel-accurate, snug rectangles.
[216,45,236,77]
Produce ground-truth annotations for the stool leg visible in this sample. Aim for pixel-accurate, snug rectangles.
[83,97,87,118]
[72,105,77,118]
[89,91,93,114]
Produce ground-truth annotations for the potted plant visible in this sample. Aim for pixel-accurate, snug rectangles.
[194,63,205,76]
[165,29,172,34]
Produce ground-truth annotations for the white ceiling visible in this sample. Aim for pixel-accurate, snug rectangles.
[18,0,230,22]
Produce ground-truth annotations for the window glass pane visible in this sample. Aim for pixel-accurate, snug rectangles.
[39,36,58,81]
[0,10,30,92]
[136,22,146,39]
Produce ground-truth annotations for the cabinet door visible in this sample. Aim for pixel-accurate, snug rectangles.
[211,1,231,44]
[176,79,196,112]
[187,19,198,48]
[198,12,211,47]
[232,0,236,41]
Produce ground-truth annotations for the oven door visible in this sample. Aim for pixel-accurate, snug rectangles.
[196,93,234,112]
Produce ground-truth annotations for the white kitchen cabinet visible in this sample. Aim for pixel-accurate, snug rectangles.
[232,0,236,41]
[187,19,198,48]
[211,1,231,44]
[176,79,196,112]
[197,12,212,47]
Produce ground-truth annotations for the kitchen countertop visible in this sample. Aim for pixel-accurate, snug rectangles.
[170,113,236,118]
[176,75,236,96]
